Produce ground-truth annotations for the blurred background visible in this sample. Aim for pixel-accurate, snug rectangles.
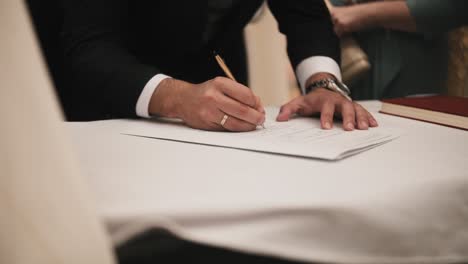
[244,3,468,106]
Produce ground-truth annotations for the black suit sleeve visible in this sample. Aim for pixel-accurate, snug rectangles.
[62,0,159,119]
[268,0,340,69]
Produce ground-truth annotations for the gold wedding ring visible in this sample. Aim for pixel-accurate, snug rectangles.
[220,114,229,127]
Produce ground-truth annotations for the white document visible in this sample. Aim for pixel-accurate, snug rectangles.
[124,108,400,160]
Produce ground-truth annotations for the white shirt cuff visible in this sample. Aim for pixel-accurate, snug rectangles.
[136,74,171,118]
[296,56,342,94]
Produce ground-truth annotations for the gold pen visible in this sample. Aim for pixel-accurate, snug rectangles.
[214,52,265,129]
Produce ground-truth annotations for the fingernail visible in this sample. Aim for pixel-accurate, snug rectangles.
[346,122,354,130]
[324,122,331,129]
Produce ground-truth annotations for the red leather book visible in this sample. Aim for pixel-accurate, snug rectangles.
[380,96,468,130]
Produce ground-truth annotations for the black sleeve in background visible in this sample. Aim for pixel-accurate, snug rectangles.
[62,0,159,119]
[267,0,340,70]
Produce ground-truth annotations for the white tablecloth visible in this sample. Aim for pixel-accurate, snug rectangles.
[69,101,468,264]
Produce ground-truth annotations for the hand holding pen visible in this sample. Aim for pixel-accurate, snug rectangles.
[214,52,266,129]
[147,54,266,132]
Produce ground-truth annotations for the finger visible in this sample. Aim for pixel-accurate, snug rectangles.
[368,113,379,127]
[255,95,266,114]
[255,95,266,127]
[213,77,257,108]
[218,94,265,126]
[320,102,335,130]
[354,103,369,130]
[276,97,303,121]
[338,101,355,131]
[219,113,257,132]
[353,103,379,127]
[194,108,226,131]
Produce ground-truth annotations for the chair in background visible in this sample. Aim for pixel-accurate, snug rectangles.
[447,27,468,97]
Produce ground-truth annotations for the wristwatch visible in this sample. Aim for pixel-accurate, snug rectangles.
[305,78,352,101]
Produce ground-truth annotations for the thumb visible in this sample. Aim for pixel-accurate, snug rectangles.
[276,98,302,122]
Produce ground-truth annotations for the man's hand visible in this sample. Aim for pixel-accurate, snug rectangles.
[276,74,378,131]
[149,77,265,132]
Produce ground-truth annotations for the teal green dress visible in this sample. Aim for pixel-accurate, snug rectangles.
[330,0,468,100]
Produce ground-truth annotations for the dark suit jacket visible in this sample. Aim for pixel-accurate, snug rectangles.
[56,0,339,120]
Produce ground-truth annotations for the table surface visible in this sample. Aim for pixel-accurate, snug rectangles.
[68,101,468,264]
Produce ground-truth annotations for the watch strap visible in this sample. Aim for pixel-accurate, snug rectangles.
[305,78,352,101]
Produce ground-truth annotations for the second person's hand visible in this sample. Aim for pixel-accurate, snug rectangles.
[329,5,375,37]
[149,77,265,132]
